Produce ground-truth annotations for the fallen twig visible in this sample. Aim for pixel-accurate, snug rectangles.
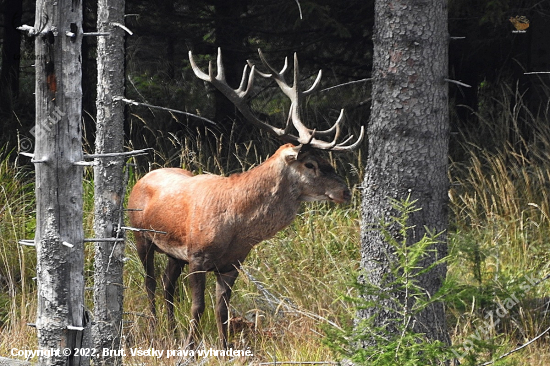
[114,97,216,125]
[239,266,343,330]
[478,324,550,366]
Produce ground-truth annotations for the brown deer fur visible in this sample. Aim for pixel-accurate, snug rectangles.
[128,144,351,348]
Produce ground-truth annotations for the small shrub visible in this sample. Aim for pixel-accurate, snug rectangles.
[325,196,455,365]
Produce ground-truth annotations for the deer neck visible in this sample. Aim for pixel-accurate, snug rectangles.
[228,156,302,230]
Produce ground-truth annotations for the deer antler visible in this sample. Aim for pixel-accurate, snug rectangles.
[189,48,364,151]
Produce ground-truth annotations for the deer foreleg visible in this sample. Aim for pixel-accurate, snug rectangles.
[136,237,157,317]
[186,268,206,349]
[215,269,239,349]
[163,256,185,328]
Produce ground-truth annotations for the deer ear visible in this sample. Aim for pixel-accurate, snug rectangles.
[283,144,302,164]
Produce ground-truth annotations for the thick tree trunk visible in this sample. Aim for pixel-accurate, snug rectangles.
[360,0,450,344]
[92,0,126,365]
[33,0,87,365]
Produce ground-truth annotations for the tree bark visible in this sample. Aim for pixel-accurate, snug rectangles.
[360,0,450,344]
[33,0,87,364]
[92,0,127,364]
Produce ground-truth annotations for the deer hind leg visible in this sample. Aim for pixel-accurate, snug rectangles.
[215,269,239,349]
[136,234,157,317]
[163,256,185,329]
[185,267,206,349]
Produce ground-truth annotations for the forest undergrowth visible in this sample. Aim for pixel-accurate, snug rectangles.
[1,81,550,365]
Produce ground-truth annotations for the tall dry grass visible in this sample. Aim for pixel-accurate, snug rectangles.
[0,148,37,355]
[448,81,550,364]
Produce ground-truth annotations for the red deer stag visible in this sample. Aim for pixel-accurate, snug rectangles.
[128,48,364,348]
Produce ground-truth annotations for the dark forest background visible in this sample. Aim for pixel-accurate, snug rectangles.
[1,0,549,163]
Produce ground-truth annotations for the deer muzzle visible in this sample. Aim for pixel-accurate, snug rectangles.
[327,188,351,204]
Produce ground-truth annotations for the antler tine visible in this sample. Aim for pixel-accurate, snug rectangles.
[237,64,255,98]
[302,111,365,151]
[215,47,226,81]
[312,109,345,137]
[189,50,211,81]
[288,103,314,144]
[257,49,295,99]
[260,51,309,144]
[255,49,311,142]
[290,52,323,97]
[189,48,297,140]
[328,126,365,152]
[290,55,363,151]
[253,50,364,151]
[303,69,323,95]
[257,49,288,77]
[308,131,362,151]
[307,119,341,150]
[248,60,270,78]
[304,129,317,145]
[293,52,300,95]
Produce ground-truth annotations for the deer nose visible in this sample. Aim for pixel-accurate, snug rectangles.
[343,189,351,202]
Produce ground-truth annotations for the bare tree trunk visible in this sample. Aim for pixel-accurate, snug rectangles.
[91,0,127,364]
[33,0,87,364]
[360,0,450,344]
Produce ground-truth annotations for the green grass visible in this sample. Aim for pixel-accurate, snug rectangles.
[446,81,550,365]
[0,148,37,354]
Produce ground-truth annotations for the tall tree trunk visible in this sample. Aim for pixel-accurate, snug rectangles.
[33,0,87,364]
[92,0,126,364]
[360,0,450,344]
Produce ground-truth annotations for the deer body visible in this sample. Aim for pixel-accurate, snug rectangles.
[128,144,350,347]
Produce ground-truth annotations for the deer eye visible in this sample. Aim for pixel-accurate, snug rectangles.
[304,162,316,170]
